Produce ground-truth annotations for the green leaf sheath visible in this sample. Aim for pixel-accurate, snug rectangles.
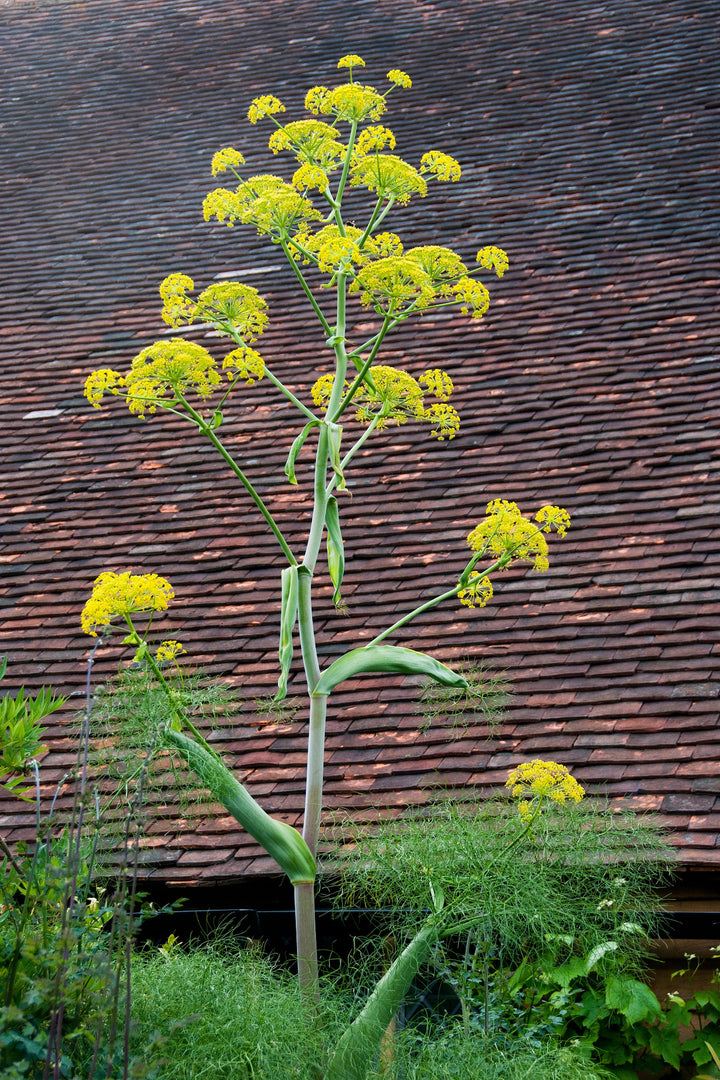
[285,421,320,485]
[163,728,315,885]
[313,645,468,697]
[325,497,345,606]
[326,421,345,489]
[277,565,299,701]
[324,921,438,1080]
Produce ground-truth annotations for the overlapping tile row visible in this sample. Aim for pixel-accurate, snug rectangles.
[1,0,718,881]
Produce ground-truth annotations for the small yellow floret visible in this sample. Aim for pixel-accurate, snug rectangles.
[248,95,285,124]
[221,346,265,384]
[211,147,245,176]
[160,273,196,328]
[156,640,186,663]
[535,505,571,536]
[292,163,330,193]
[476,245,510,278]
[506,760,585,813]
[467,499,551,570]
[387,69,412,88]
[420,151,461,182]
[457,572,493,608]
[84,369,125,408]
[338,54,365,69]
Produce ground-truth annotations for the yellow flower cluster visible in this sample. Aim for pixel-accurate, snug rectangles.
[349,153,427,205]
[419,368,453,401]
[476,245,510,278]
[204,175,323,238]
[292,163,330,193]
[349,245,491,322]
[420,151,462,182]
[195,281,268,340]
[222,345,264,384]
[156,639,186,663]
[159,275,268,339]
[268,120,346,170]
[351,256,436,315]
[211,147,245,176]
[160,273,196,327]
[355,125,397,155]
[506,760,585,823]
[453,277,490,318]
[312,364,460,441]
[123,339,221,417]
[81,572,174,636]
[248,95,285,124]
[535,504,572,536]
[338,54,365,70]
[387,69,412,88]
[305,82,386,123]
[405,246,468,295]
[84,368,125,408]
[467,499,561,571]
[457,571,494,608]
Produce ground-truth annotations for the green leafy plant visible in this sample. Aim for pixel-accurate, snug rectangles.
[0,657,174,1079]
[83,52,575,1075]
[0,656,66,800]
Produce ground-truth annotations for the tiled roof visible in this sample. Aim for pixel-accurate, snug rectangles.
[1,0,718,884]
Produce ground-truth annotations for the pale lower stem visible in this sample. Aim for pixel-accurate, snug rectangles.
[294,882,320,1002]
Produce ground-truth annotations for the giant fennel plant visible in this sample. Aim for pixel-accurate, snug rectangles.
[83,55,572,1077]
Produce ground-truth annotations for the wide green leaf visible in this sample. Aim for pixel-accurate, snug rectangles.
[324,921,438,1080]
[605,976,662,1024]
[164,728,315,885]
[313,645,467,697]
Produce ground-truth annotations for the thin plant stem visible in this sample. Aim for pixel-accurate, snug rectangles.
[179,397,297,566]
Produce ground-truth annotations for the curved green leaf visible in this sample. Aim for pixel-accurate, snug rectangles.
[277,564,299,701]
[326,420,345,490]
[163,728,315,885]
[325,496,345,607]
[285,420,319,485]
[313,645,467,697]
[324,921,438,1080]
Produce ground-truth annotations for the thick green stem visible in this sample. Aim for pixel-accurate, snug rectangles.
[294,882,320,1002]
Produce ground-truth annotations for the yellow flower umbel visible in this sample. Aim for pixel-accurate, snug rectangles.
[156,639,186,663]
[466,500,570,571]
[312,364,460,441]
[506,760,585,823]
[81,572,174,636]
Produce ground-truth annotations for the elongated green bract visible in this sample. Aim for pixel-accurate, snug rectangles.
[325,496,344,606]
[277,564,299,700]
[313,645,467,697]
[285,420,319,485]
[163,728,315,885]
[326,420,345,489]
[324,921,438,1080]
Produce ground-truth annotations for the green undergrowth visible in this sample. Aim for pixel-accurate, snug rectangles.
[127,936,613,1080]
[128,938,346,1080]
